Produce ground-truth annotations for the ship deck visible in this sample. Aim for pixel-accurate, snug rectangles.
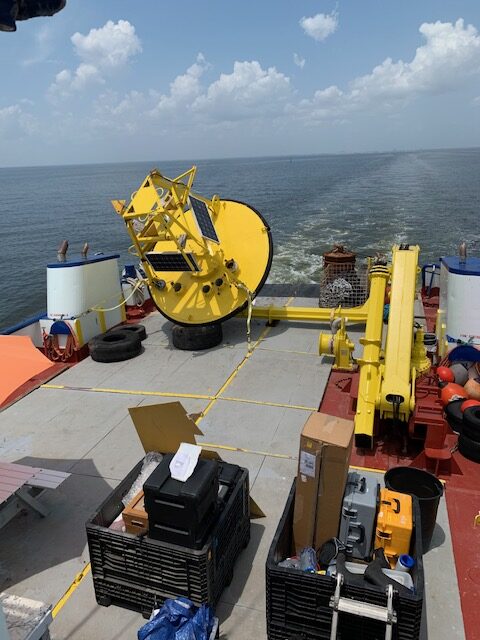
[0,291,469,639]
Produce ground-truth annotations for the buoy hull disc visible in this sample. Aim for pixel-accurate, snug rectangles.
[147,199,273,326]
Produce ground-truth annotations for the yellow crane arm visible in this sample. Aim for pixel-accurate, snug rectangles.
[379,245,420,420]
[353,264,390,448]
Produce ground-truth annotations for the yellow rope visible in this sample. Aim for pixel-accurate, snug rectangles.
[197,322,275,422]
[52,563,91,618]
[232,279,254,353]
[90,279,147,312]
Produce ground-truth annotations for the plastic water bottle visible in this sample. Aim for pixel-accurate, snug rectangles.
[299,547,317,573]
[278,557,300,569]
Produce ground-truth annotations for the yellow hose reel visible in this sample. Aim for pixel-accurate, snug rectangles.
[318,317,355,371]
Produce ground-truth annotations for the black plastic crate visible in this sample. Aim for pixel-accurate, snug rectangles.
[87,460,250,616]
[266,480,424,640]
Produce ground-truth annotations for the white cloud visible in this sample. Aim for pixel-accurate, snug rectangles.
[42,18,480,151]
[150,53,209,117]
[293,53,306,69]
[351,19,480,99]
[93,90,148,133]
[292,19,480,121]
[0,105,21,122]
[0,104,38,137]
[48,20,141,99]
[192,60,291,121]
[94,56,291,131]
[300,11,338,42]
[71,19,141,69]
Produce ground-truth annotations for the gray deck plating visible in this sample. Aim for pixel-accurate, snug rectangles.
[0,297,465,639]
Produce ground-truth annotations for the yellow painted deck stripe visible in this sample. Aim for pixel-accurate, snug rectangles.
[42,384,213,401]
[41,385,316,412]
[201,442,297,460]
[257,346,318,357]
[220,396,316,412]
[349,464,385,475]
[196,298,294,423]
[52,563,91,618]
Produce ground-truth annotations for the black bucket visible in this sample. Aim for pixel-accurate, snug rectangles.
[384,467,443,551]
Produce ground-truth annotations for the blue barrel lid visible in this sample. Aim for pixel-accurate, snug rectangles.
[399,554,415,569]
[47,253,120,269]
[440,256,480,276]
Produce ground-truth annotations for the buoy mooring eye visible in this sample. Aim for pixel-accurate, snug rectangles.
[226,259,237,271]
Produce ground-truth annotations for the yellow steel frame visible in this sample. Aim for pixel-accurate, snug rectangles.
[250,247,420,449]
[248,302,369,324]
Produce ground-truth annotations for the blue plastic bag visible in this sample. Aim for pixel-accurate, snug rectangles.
[138,597,215,640]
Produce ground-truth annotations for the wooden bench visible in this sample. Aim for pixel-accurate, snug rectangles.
[0,462,69,529]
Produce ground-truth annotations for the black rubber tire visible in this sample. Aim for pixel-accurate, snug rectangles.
[444,399,464,434]
[462,422,480,442]
[462,406,480,441]
[110,323,147,341]
[458,433,480,463]
[89,330,141,363]
[464,406,480,429]
[172,323,222,350]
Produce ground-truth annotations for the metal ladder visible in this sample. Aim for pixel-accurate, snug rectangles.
[329,573,397,640]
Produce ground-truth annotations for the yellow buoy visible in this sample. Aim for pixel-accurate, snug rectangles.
[114,166,273,326]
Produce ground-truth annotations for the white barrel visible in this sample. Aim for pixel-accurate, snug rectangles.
[440,257,480,346]
[47,254,122,319]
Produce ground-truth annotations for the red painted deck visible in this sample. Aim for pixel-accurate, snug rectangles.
[319,369,480,640]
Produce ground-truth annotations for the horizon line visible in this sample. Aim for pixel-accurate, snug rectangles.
[1,144,480,170]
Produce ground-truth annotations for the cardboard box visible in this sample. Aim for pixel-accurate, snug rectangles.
[293,412,354,553]
[127,401,264,519]
[122,490,148,535]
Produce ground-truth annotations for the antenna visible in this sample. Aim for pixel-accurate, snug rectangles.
[113,166,273,326]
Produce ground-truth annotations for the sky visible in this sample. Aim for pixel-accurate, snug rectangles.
[1,0,480,166]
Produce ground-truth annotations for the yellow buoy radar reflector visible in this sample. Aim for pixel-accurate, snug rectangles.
[113,166,273,326]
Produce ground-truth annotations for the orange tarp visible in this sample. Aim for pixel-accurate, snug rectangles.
[0,335,54,407]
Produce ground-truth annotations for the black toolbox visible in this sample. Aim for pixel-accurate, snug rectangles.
[87,459,250,617]
[144,454,220,548]
[266,480,424,640]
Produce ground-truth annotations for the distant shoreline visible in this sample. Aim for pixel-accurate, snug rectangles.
[1,145,480,171]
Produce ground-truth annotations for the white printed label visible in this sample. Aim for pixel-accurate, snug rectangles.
[299,451,316,478]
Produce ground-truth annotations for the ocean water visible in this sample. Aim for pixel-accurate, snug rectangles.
[1,148,479,330]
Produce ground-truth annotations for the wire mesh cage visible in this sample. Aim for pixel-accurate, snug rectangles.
[318,259,370,308]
